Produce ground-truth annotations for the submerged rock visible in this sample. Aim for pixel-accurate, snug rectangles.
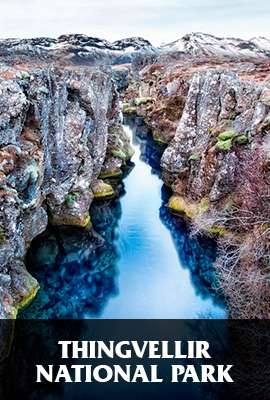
[20,199,122,319]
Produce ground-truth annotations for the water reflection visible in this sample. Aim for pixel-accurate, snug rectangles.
[159,193,221,303]
[21,200,122,319]
[125,117,224,311]
[21,117,226,319]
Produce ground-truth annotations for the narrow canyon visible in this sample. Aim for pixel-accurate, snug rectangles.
[1,33,270,318]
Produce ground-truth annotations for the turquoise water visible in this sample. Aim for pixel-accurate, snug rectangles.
[21,119,226,319]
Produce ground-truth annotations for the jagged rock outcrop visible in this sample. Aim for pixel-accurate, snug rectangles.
[162,70,270,201]
[127,60,270,218]
[161,70,270,202]
[0,62,133,318]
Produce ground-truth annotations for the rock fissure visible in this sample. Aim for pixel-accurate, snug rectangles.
[1,32,270,318]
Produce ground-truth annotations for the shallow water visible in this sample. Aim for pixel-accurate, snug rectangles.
[21,118,226,319]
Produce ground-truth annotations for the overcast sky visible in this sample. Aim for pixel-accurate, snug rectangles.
[1,0,269,45]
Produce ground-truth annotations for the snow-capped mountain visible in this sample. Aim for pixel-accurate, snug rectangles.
[1,32,270,65]
[161,32,270,59]
[0,34,156,64]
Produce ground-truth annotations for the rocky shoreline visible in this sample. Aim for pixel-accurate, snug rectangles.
[1,32,270,318]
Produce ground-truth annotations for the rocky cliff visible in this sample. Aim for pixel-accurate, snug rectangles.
[122,43,270,318]
[0,59,134,318]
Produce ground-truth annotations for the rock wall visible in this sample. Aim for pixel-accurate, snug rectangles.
[123,59,270,214]
[161,70,270,201]
[123,57,270,317]
[0,63,132,318]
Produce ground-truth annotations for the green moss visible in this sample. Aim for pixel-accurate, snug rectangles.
[99,170,123,179]
[25,161,39,184]
[168,196,210,219]
[198,198,209,213]
[228,112,237,121]
[12,285,39,319]
[265,117,270,126]
[18,71,31,88]
[188,154,200,162]
[51,214,92,228]
[223,196,235,211]
[93,182,115,199]
[235,134,249,145]
[216,139,233,151]
[153,131,167,145]
[207,226,226,236]
[134,97,154,106]
[0,225,6,243]
[218,129,236,141]
[111,149,128,160]
[114,145,135,160]
[17,71,31,80]
[126,146,135,159]
[65,192,79,208]
[208,127,215,135]
[168,196,196,218]
[122,105,137,115]
[108,127,115,134]
[37,86,49,95]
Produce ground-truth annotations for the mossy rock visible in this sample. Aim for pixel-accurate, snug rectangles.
[37,86,50,95]
[168,196,197,218]
[92,181,115,199]
[108,127,118,135]
[168,195,210,220]
[18,71,31,80]
[218,129,236,141]
[223,195,235,211]
[13,285,39,319]
[264,117,270,126]
[65,192,79,208]
[188,154,200,162]
[99,169,123,179]
[207,226,226,236]
[126,146,135,159]
[153,131,167,145]
[0,225,6,243]
[216,139,232,151]
[25,161,39,184]
[51,214,91,228]
[198,198,209,213]
[235,134,248,145]
[134,97,154,106]
[122,105,137,115]
[111,149,128,160]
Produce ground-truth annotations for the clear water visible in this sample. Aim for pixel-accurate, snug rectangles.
[21,118,226,319]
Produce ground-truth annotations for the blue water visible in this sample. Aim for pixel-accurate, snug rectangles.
[21,119,226,319]
[97,122,225,319]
